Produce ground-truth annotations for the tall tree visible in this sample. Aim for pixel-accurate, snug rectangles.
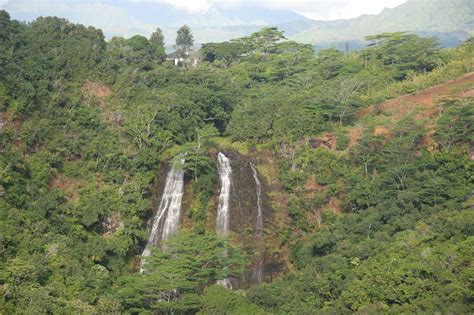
[149,27,166,61]
[201,41,247,68]
[241,26,286,55]
[175,24,194,57]
[150,27,165,48]
[365,32,440,80]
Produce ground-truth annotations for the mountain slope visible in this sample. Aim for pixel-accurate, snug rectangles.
[290,0,474,47]
[182,0,474,48]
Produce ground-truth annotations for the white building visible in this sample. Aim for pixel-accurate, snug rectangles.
[165,50,200,67]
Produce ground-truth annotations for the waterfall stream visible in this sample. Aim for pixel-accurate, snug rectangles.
[250,162,264,284]
[250,162,263,233]
[216,152,232,236]
[216,152,233,289]
[141,156,185,267]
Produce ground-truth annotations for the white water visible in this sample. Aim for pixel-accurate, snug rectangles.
[141,156,185,266]
[250,162,263,233]
[250,162,264,284]
[216,152,233,289]
[216,152,232,236]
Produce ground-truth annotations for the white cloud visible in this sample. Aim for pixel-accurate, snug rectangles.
[112,0,408,20]
[214,0,407,20]
[158,0,213,14]
[2,0,156,38]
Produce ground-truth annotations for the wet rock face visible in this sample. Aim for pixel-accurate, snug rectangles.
[217,150,278,288]
[137,161,171,256]
[141,152,284,286]
[223,151,271,235]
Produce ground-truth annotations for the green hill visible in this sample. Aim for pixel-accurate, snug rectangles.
[290,0,474,47]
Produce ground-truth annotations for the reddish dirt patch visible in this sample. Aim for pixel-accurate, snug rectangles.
[48,174,80,204]
[374,126,392,139]
[306,209,323,228]
[306,133,337,151]
[458,88,474,98]
[348,125,364,149]
[81,80,112,109]
[0,111,21,131]
[102,213,124,238]
[369,72,474,122]
[82,80,111,98]
[304,175,326,198]
[349,72,474,151]
[326,196,342,215]
[81,80,123,126]
[419,131,438,154]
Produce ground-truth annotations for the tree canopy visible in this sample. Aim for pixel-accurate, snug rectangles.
[1,9,473,314]
[176,24,194,57]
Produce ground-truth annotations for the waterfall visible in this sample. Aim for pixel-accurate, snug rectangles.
[141,156,185,266]
[250,162,264,284]
[216,152,232,236]
[216,152,233,289]
[250,162,263,233]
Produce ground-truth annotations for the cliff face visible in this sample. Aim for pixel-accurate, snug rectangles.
[224,151,271,236]
[213,150,286,288]
[147,150,287,287]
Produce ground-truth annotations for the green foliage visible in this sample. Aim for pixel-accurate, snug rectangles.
[149,27,165,59]
[1,10,473,314]
[335,128,350,150]
[201,41,247,68]
[199,285,266,314]
[340,217,473,314]
[176,24,194,57]
[107,35,163,70]
[116,231,248,313]
[434,98,474,149]
[250,126,473,313]
[150,27,165,49]
[365,32,441,80]
[239,27,286,55]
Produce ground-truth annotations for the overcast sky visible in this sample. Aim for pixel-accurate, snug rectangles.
[0,0,408,37]
[161,0,408,20]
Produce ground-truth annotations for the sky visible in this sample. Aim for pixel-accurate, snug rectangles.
[180,0,408,20]
[0,0,408,38]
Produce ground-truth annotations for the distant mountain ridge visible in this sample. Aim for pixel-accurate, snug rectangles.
[109,1,307,28]
[289,0,474,48]
[2,0,472,49]
[177,0,473,49]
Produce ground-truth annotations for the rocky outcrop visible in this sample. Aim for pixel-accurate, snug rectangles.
[307,135,336,150]
[102,213,124,237]
[213,150,284,288]
[141,151,286,287]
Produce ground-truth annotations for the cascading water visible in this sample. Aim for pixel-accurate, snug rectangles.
[250,162,263,233]
[141,156,185,270]
[216,152,233,289]
[216,152,232,236]
[250,162,264,284]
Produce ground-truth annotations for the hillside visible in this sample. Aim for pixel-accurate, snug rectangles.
[291,0,474,47]
[0,10,473,314]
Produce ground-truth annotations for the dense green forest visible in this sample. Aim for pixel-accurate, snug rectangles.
[0,10,473,314]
